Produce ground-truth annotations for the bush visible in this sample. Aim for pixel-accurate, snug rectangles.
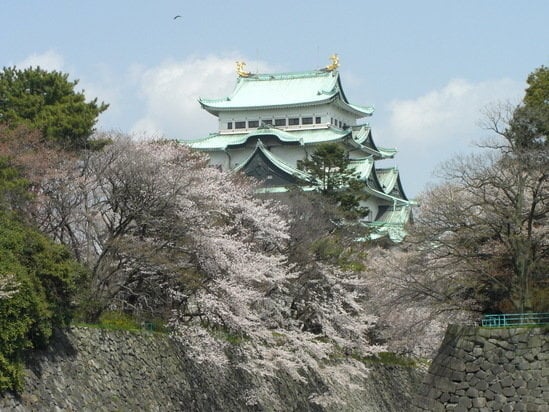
[0,211,80,393]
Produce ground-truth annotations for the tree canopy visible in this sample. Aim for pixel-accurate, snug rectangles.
[0,66,108,150]
[298,143,369,218]
[368,65,548,320]
[0,155,81,392]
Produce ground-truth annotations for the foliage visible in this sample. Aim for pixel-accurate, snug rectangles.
[365,67,548,352]
[97,311,141,332]
[354,351,417,367]
[0,66,108,150]
[0,156,31,213]
[28,135,386,395]
[0,136,82,392]
[523,65,549,138]
[298,143,369,218]
[0,210,81,392]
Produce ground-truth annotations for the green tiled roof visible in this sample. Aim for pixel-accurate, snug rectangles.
[234,140,311,182]
[199,69,374,117]
[376,168,399,193]
[184,126,349,151]
[350,126,397,159]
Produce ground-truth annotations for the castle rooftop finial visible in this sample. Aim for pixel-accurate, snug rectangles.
[326,54,340,71]
[236,61,251,77]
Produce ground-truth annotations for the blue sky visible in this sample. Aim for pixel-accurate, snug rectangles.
[2,0,548,196]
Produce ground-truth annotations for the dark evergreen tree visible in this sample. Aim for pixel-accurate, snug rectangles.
[298,143,369,218]
[0,66,108,150]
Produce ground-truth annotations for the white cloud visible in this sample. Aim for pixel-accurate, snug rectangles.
[130,55,274,140]
[376,77,525,197]
[17,50,64,71]
[386,77,524,146]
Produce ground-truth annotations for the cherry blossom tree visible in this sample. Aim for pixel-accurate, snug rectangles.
[364,98,548,354]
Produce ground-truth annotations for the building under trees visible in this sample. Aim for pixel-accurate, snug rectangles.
[186,56,414,241]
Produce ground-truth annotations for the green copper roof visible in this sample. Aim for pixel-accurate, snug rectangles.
[350,126,397,159]
[376,168,399,193]
[234,140,311,182]
[184,126,349,151]
[199,69,374,117]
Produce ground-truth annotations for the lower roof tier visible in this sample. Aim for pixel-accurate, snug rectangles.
[185,124,397,160]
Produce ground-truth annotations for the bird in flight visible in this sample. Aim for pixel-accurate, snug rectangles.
[173,15,182,20]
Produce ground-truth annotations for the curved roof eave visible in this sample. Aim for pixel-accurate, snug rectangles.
[199,95,341,116]
[234,140,312,182]
[348,157,375,180]
[376,167,399,193]
[348,126,396,159]
[364,186,412,206]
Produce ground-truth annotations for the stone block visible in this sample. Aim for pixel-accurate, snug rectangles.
[475,369,489,380]
[475,380,489,391]
[435,377,456,392]
[514,403,527,411]
[517,386,529,396]
[456,340,475,352]
[517,361,531,371]
[505,350,516,360]
[466,387,479,397]
[513,378,526,388]
[452,360,467,372]
[472,397,487,408]
[503,386,516,397]
[479,360,492,372]
[523,352,535,362]
[451,371,466,382]
[414,396,446,412]
[466,363,481,373]
[457,396,472,409]
[440,392,451,403]
[527,379,539,389]
[501,375,514,387]
[483,341,497,353]
[505,363,517,373]
[428,387,442,399]
[528,335,542,348]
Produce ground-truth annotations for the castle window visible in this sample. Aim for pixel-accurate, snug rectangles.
[235,121,246,129]
[275,118,287,126]
[289,118,299,126]
[227,122,233,129]
[302,117,313,125]
[315,116,321,124]
[248,120,259,128]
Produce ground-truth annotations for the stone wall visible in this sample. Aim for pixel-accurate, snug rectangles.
[0,327,423,411]
[414,325,549,411]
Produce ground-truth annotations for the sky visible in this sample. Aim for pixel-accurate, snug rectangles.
[2,0,548,197]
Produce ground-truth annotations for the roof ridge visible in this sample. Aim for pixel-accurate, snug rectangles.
[246,69,336,81]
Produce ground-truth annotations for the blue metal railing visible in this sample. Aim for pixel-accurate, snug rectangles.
[481,312,549,328]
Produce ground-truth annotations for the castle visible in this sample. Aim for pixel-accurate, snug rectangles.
[186,56,414,241]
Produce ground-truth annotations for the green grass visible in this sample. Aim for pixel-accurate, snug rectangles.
[204,324,249,345]
[72,311,168,333]
[353,351,418,368]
